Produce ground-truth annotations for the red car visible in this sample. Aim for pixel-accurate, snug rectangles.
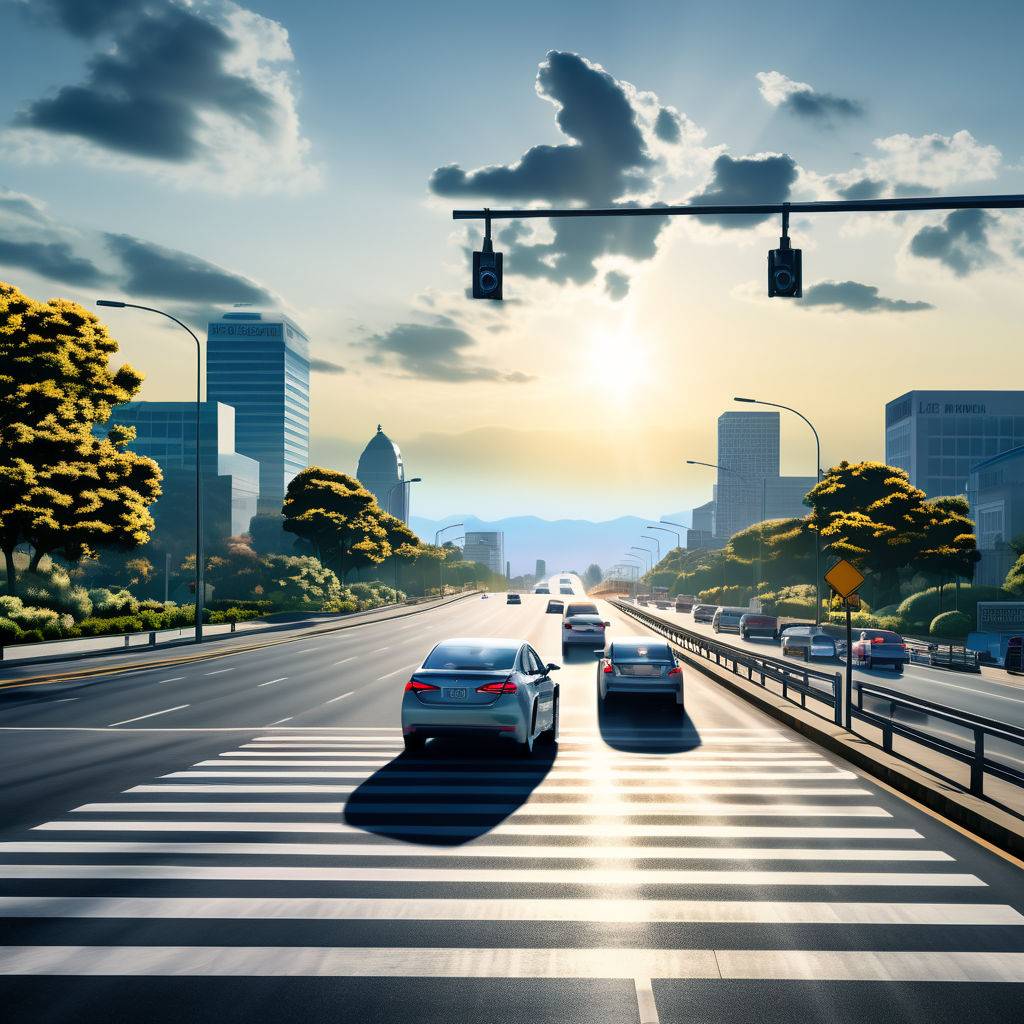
[739,612,779,641]
[851,629,909,673]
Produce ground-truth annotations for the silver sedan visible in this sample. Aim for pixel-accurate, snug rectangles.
[401,637,560,755]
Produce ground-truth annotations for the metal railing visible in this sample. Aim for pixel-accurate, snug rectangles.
[611,599,1024,812]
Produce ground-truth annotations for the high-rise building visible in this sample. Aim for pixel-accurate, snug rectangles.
[464,531,504,574]
[535,559,546,578]
[206,310,310,514]
[355,425,409,522]
[764,476,817,520]
[100,401,260,547]
[967,445,1024,587]
[885,390,1024,498]
[715,411,780,539]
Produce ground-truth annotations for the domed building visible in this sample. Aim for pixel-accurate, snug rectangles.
[356,424,410,522]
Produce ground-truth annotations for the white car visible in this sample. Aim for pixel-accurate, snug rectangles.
[561,601,606,654]
[597,638,684,711]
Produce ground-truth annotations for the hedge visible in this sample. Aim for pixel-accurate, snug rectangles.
[930,610,973,639]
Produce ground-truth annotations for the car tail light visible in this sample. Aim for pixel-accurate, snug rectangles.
[404,679,440,692]
[668,666,681,676]
[564,623,572,630]
[603,663,614,674]
[871,636,886,645]
[476,677,517,695]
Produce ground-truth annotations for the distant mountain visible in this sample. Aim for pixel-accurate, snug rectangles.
[409,514,684,577]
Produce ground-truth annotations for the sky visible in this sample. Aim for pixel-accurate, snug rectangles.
[1,0,1022,522]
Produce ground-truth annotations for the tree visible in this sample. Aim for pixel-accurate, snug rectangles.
[583,563,602,589]
[282,467,391,580]
[917,495,980,609]
[0,282,161,593]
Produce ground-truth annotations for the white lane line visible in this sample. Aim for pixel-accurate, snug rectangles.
[257,678,288,688]
[127,783,872,798]
[895,673,1024,705]
[3,896,1007,925]
[635,977,659,1024]
[169,770,858,781]
[269,718,293,725]
[1,945,1020,981]
[108,705,190,728]
[32,820,927,839]
[369,647,390,654]
[323,693,352,704]
[0,842,951,863]
[296,647,323,654]
[50,698,78,704]
[0,865,982,887]
[69,801,892,818]
[220,750,828,761]
[156,678,185,685]
[332,658,356,666]
[205,668,235,676]
[376,664,418,681]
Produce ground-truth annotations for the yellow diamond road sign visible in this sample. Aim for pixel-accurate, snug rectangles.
[824,559,865,600]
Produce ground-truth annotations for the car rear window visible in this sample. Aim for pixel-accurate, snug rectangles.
[566,603,598,616]
[423,644,518,670]
[569,614,604,623]
[861,630,903,642]
[612,641,673,661]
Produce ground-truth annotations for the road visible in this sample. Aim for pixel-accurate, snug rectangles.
[0,576,1021,1023]
[640,603,1024,729]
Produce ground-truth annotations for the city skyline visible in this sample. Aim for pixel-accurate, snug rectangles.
[1,1,1023,520]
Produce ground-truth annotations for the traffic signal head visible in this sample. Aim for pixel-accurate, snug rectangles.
[768,239,802,297]
[472,248,503,300]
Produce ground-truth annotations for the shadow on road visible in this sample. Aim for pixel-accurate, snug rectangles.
[596,685,702,754]
[343,737,555,847]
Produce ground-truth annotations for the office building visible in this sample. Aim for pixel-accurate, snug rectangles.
[535,559,546,578]
[464,531,505,574]
[967,445,1024,587]
[101,401,260,546]
[885,390,1024,498]
[356,425,410,522]
[764,475,817,520]
[715,411,780,539]
[207,310,310,514]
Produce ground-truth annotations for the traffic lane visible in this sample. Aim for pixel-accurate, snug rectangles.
[651,606,1024,727]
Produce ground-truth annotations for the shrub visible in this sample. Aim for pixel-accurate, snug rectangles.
[697,585,752,606]
[19,628,43,644]
[324,593,359,614]
[759,584,818,617]
[87,588,139,617]
[825,611,905,631]
[897,585,1008,632]
[0,617,22,644]
[208,607,264,624]
[77,615,144,636]
[930,610,973,638]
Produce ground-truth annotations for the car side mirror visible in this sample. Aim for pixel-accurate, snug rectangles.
[603,621,611,627]
[546,662,561,671]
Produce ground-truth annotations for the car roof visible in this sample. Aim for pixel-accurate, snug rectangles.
[434,636,524,648]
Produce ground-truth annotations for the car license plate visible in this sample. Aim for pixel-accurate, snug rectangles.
[444,687,467,700]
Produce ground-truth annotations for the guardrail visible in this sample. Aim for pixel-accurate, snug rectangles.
[611,598,1024,813]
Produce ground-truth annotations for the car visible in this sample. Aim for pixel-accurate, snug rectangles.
[850,629,909,673]
[781,626,838,661]
[546,599,564,614]
[692,603,717,624]
[636,594,649,606]
[674,594,696,613]
[506,593,521,604]
[739,612,779,641]
[534,586,550,595]
[401,637,560,754]
[596,638,684,711]
[559,586,573,595]
[711,606,749,634]
[481,593,489,600]
[562,602,605,653]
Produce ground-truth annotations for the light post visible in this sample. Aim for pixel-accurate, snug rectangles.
[97,300,205,641]
[630,546,653,576]
[648,524,680,550]
[640,535,661,561]
[387,477,421,592]
[434,522,463,595]
[623,555,643,597]
[735,397,823,623]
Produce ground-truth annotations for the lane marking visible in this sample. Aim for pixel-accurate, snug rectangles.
[257,678,288,688]
[205,668,235,676]
[156,678,185,685]
[323,693,353,704]
[332,658,356,666]
[108,705,190,728]
[269,717,293,725]
[296,647,323,654]
[635,977,659,1024]
[0,864,982,886]
[50,698,78,703]
[369,647,390,654]
[377,664,419,681]
[0,841,951,863]
[169,769,858,781]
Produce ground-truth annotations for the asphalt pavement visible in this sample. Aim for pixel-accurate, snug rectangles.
[0,577,1022,1023]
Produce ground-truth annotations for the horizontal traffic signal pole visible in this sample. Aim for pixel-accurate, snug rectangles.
[453,193,1024,221]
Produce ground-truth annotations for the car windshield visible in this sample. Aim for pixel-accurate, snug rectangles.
[612,642,673,662]
[423,644,518,670]
[566,603,598,616]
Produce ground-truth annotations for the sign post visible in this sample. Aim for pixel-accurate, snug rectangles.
[823,559,865,730]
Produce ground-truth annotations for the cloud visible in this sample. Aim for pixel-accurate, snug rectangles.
[310,357,347,375]
[365,321,534,384]
[604,270,630,300]
[689,153,799,228]
[6,1,318,194]
[836,177,884,201]
[104,233,273,303]
[0,238,108,286]
[654,107,682,143]
[801,280,934,313]
[909,208,995,276]
[756,71,862,125]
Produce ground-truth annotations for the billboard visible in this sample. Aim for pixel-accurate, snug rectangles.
[976,602,1024,633]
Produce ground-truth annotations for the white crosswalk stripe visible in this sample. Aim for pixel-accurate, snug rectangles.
[2,722,1022,1020]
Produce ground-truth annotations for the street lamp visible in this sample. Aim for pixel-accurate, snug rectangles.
[648,524,680,549]
[97,300,205,641]
[434,522,463,595]
[630,546,653,572]
[387,477,422,591]
[735,396,823,623]
[639,536,660,561]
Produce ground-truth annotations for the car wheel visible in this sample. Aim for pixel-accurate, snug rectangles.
[740,630,748,641]
[403,733,425,753]
[540,695,559,746]
[866,657,873,670]
[520,704,538,756]
[561,643,568,656]
[894,662,904,675]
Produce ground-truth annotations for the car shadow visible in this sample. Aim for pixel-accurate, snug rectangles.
[597,689,702,754]
[343,736,556,847]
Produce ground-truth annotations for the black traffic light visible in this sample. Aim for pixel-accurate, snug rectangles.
[472,214,503,300]
[768,213,801,297]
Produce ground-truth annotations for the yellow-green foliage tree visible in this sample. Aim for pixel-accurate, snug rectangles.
[0,282,161,594]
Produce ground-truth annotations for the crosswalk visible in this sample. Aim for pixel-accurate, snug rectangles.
[1,725,1023,1021]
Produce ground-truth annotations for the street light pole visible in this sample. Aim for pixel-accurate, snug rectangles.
[647,525,680,550]
[387,477,422,592]
[97,300,205,641]
[630,546,653,575]
[736,397,823,623]
[434,522,463,595]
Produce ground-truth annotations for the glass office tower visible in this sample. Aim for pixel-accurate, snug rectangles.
[207,311,310,514]
[715,411,780,539]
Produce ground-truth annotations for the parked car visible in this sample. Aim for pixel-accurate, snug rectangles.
[781,626,838,661]
[712,607,748,634]
[546,599,564,615]
[401,637,559,754]
[692,603,717,624]
[596,638,684,711]
[674,594,696,613]
[850,629,909,673]
[739,612,778,641]
[506,593,521,604]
